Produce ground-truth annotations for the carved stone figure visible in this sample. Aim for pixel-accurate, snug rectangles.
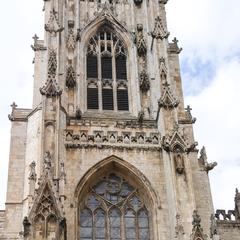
[174,149,184,174]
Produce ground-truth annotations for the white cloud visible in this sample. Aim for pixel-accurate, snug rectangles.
[186,58,240,210]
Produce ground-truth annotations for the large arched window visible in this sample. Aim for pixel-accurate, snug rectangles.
[86,27,129,111]
[79,173,150,240]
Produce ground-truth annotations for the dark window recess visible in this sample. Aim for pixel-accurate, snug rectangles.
[101,56,112,79]
[116,55,127,80]
[102,89,114,110]
[117,89,129,111]
[87,55,98,78]
[87,88,99,109]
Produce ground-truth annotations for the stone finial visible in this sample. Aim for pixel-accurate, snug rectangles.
[185,105,197,124]
[235,188,240,219]
[8,102,18,121]
[169,37,182,54]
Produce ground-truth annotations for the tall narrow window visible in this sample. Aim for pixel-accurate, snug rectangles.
[86,28,129,111]
[79,173,150,240]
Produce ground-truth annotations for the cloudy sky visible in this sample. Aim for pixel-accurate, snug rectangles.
[0,0,239,211]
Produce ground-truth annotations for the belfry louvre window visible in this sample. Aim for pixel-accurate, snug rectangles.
[79,173,150,240]
[86,28,129,111]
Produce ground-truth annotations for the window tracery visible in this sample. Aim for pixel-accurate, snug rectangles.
[79,173,150,240]
[86,28,129,111]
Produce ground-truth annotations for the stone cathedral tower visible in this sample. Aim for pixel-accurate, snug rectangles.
[1,0,240,240]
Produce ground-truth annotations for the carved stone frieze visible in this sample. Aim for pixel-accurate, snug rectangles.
[65,129,161,151]
[45,9,64,35]
[66,64,76,88]
[139,70,150,92]
[136,24,147,56]
[158,82,179,109]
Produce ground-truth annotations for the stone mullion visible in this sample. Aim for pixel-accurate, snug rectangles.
[112,41,117,112]
[98,38,102,111]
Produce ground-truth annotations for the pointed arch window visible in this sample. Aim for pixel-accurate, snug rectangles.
[86,28,129,111]
[79,173,150,240]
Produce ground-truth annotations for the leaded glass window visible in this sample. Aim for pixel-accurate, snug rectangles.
[79,173,150,240]
[86,28,129,111]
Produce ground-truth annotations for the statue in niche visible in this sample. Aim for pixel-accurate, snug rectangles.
[174,148,184,174]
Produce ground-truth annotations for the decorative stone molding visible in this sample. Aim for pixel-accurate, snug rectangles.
[66,64,76,88]
[136,24,147,56]
[158,82,179,109]
[190,210,207,240]
[199,146,217,173]
[40,78,62,97]
[40,49,62,97]
[151,16,169,42]
[45,9,64,34]
[162,127,197,153]
[139,70,150,92]
[168,37,182,54]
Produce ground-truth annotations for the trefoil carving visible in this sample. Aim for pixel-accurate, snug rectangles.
[136,24,147,56]
[158,82,179,109]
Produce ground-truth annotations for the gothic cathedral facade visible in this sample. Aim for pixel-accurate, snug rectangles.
[0,0,240,240]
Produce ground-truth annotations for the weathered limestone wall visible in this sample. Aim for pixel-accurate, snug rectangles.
[217,222,240,240]
[5,120,27,236]
[0,211,5,238]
